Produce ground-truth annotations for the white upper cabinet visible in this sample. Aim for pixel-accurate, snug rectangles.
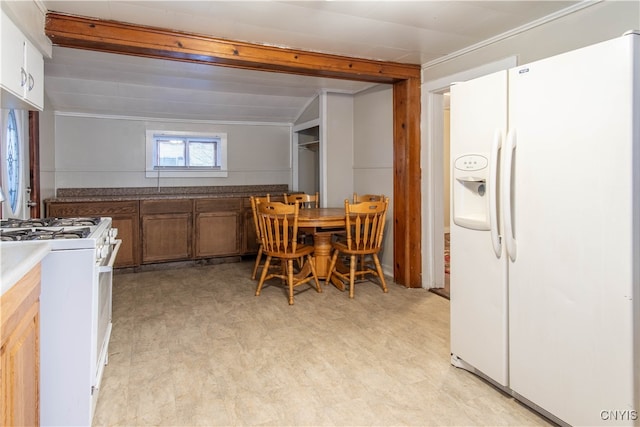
[1,10,44,111]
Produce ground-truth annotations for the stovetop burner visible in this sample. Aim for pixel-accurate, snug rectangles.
[0,217,101,229]
[0,227,92,241]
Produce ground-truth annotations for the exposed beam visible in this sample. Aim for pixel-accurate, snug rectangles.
[44,11,423,287]
[45,12,420,84]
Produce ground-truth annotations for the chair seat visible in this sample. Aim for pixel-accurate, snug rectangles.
[263,244,314,260]
[331,240,379,255]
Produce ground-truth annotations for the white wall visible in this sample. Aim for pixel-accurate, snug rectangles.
[52,114,292,189]
[353,84,394,275]
[323,92,354,208]
[422,1,639,81]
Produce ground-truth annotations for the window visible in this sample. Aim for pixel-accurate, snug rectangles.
[146,130,227,178]
[6,109,20,213]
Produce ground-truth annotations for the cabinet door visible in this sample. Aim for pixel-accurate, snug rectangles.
[23,39,43,110]
[142,213,192,263]
[1,302,39,427]
[243,208,259,254]
[1,265,40,427]
[0,11,25,99]
[195,212,240,257]
[111,217,137,267]
[0,11,43,111]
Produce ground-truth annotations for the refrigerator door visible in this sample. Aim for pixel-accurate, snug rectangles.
[450,70,509,387]
[507,34,638,425]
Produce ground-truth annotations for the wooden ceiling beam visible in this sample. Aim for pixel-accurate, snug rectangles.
[45,12,421,84]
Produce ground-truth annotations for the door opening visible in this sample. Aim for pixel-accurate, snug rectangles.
[430,91,451,299]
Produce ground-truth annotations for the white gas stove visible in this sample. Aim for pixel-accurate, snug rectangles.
[1,216,121,425]
[1,216,116,255]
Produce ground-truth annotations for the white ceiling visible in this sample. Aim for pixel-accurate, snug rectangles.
[42,1,581,123]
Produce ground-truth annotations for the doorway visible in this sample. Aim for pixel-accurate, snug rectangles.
[430,92,451,299]
[294,125,320,195]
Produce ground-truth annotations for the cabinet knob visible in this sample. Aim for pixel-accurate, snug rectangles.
[20,67,27,87]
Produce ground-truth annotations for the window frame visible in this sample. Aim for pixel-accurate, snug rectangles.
[145,130,228,178]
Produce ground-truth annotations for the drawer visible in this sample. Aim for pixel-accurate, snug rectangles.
[140,199,192,214]
[47,201,138,217]
[195,198,241,213]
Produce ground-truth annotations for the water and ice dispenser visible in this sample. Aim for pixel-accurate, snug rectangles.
[452,153,490,230]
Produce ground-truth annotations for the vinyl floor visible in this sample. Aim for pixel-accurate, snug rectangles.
[92,260,552,426]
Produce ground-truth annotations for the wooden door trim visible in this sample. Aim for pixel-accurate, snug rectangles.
[44,12,422,287]
[28,111,40,218]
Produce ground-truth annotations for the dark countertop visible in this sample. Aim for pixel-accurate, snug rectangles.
[44,185,290,203]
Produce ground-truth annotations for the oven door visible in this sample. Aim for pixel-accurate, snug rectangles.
[94,239,121,392]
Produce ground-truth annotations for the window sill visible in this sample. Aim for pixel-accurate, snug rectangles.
[145,170,228,178]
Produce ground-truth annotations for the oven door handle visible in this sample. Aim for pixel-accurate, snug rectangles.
[98,239,122,273]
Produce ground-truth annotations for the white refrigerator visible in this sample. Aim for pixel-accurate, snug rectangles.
[450,31,639,426]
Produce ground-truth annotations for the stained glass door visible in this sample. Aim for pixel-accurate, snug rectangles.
[1,108,30,219]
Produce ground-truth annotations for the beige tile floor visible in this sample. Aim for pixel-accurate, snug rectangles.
[93,260,552,426]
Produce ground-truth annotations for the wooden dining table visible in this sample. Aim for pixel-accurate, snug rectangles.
[296,208,347,291]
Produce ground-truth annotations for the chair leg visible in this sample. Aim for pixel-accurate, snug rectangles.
[372,254,388,293]
[251,245,263,280]
[256,256,271,296]
[287,259,295,305]
[307,254,322,293]
[349,254,356,299]
[325,249,339,287]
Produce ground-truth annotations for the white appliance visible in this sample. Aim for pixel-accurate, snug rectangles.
[1,217,121,426]
[449,31,639,426]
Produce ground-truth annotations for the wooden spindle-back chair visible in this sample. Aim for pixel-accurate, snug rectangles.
[249,195,271,280]
[283,192,319,209]
[326,197,389,298]
[255,201,321,305]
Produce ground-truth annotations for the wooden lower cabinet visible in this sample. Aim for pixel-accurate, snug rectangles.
[141,199,192,264]
[45,200,140,267]
[195,198,242,258]
[46,194,271,267]
[1,264,41,427]
[141,213,192,263]
[195,212,240,257]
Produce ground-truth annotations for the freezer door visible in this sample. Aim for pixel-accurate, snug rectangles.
[506,34,638,426]
[450,70,509,387]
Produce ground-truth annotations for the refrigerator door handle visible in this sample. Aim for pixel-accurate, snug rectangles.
[503,128,517,261]
[489,129,503,258]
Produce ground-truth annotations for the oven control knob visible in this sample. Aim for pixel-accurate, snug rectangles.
[98,244,110,260]
[109,228,118,239]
